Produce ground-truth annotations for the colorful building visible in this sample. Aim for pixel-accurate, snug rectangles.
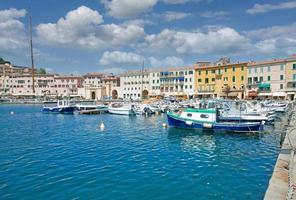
[194,62,247,99]
[247,59,287,99]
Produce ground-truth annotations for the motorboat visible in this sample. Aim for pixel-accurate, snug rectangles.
[108,103,136,115]
[42,100,75,114]
[167,108,263,133]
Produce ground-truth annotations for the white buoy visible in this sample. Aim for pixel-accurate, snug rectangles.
[162,123,168,128]
[10,111,14,115]
[99,122,105,130]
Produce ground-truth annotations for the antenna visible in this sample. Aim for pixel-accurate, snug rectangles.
[29,5,35,95]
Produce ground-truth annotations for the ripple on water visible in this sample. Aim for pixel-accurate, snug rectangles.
[0,105,281,200]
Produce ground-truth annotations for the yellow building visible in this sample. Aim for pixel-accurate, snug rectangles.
[194,62,247,99]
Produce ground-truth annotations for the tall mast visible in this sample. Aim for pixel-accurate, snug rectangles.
[141,60,144,101]
[29,8,35,94]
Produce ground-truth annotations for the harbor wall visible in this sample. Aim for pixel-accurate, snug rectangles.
[265,103,296,199]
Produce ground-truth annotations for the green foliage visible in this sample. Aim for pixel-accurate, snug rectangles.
[37,68,46,74]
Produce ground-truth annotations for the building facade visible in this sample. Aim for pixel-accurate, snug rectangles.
[119,70,150,100]
[79,73,120,100]
[285,56,296,100]
[247,59,287,99]
[194,62,247,99]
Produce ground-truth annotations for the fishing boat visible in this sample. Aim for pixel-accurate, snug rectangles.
[167,108,263,133]
[108,103,136,115]
[75,104,108,111]
[42,100,75,114]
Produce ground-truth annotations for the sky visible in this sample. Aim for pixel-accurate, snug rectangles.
[0,0,296,75]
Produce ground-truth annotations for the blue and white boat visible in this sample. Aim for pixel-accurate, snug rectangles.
[42,100,75,114]
[167,108,263,133]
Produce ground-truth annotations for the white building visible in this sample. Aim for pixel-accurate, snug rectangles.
[119,70,150,100]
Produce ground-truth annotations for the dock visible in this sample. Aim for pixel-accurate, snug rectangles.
[78,109,107,115]
[265,103,296,200]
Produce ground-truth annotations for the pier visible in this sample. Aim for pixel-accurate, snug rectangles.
[265,103,296,199]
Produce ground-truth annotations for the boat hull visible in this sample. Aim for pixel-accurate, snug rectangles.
[108,108,135,115]
[167,113,262,133]
[42,106,75,114]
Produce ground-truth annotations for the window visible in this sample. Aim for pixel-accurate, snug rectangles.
[198,71,201,75]
[200,114,209,118]
[190,85,192,89]
[232,76,235,82]
[211,78,215,82]
[198,79,202,82]
[218,69,221,74]
[259,77,263,82]
[211,70,215,74]
[267,66,271,72]
[206,70,208,75]
[280,75,284,80]
[254,77,258,82]
[267,76,271,81]
[280,84,283,89]
[189,71,193,74]
[293,74,296,80]
[232,67,235,72]
[254,68,257,73]
[224,68,227,72]
[260,67,263,73]
[241,76,244,81]
[293,64,296,70]
[248,68,251,74]
[248,77,252,84]
[280,65,284,71]
[241,66,244,71]
[187,113,192,117]
[205,78,209,83]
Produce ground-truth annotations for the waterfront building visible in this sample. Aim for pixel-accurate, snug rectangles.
[79,73,119,100]
[52,76,84,97]
[119,70,150,100]
[285,55,296,100]
[194,62,247,99]
[9,74,55,96]
[159,66,195,98]
[247,59,287,99]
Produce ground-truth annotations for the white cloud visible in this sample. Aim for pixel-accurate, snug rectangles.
[102,0,157,19]
[36,6,145,50]
[149,56,184,67]
[245,23,296,55]
[247,1,296,14]
[163,11,191,21]
[99,51,144,66]
[145,27,250,55]
[199,11,229,19]
[0,8,27,54]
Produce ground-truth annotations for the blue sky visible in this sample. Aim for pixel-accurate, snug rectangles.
[0,0,296,74]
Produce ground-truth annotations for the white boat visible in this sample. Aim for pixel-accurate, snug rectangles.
[75,103,108,111]
[108,103,136,115]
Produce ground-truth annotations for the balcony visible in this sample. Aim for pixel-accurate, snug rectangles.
[286,87,296,92]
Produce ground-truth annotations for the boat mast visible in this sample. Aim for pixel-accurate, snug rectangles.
[141,60,144,101]
[29,7,35,95]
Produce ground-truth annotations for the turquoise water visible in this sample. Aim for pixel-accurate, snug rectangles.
[0,105,281,199]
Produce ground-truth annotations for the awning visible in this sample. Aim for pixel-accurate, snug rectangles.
[228,92,239,97]
[287,92,296,95]
[258,83,271,89]
[258,93,272,96]
[272,92,286,97]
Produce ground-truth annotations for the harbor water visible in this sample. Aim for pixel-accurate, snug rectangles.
[0,105,283,199]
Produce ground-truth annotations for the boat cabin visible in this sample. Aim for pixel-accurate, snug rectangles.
[179,108,217,123]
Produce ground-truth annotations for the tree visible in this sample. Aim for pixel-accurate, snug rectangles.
[37,68,46,74]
